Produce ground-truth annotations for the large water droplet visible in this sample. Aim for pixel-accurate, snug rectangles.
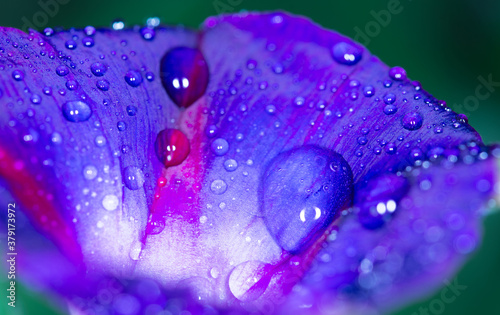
[228,261,270,302]
[261,145,353,253]
[356,173,409,229]
[154,129,190,167]
[160,47,209,108]
[123,166,145,190]
[331,42,362,66]
[62,101,92,122]
[402,112,423,130]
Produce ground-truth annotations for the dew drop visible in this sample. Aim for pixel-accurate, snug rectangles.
[95,135,106,147]
[331,42,362,66]
[383,104,397,115]
[160,47,209,108]
[154,129,190,167]
[389,66,407,81]
[129,241,143,260]
[124,70,143,87]
[12,70,24,81]
[82,37,94,47]
[123,166,145,190]
[56,66,69,76]
[140,27,156,40]
[102,194,119,211]
[402,112,423,130]
[228,261,270,302]
[224,159,238,172]
[65,40,77,50]
[211,138,229,156]
[210,179,227,195]
[126,105,137,116]
[62,101,92,122]
[90,62,107,76]
[117,121,127,131]
[83,165,98,180]
[96,79,110,91]
[357,173,409,229]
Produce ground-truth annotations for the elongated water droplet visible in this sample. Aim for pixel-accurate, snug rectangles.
[154,129,190,167]
[261,145,353,253]
[123,166,145,190]
[228,261,270,302]
[160,47,209,108]
[62,101,92,122]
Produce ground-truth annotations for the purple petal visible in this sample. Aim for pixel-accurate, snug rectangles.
[0,11,498,315]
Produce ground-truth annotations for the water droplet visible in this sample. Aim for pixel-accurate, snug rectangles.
[83,165,98,180]
[96,79,110,91]
[82,37,94,47]
[117,121,127,131]
[65,40,77,50]
[210,179,227,195]
[30,94,41,105]
[95,135,106,147]
[383,93,396,104]
[211,138,229,156]
[91,62,107,76]
[402,112,423,130]
[129,241,143,260]
[228,261,270,302]
[12,70,24,81]
[62,101,92,122]
[140,27,155,40]
[383,103,397,115]
[44,27,54,36]
[160,47,209,108]
[389,66,407,81]
[210,267,220,279]
[84,25,96,36]
[126,105,137,116]
[261,145,353,253]
[357,174,409,229]
[154,129,190,167]
[102,194,119,211]
[363,85,375,97]
[56,66,69,76]
[65,80,78,90]
[224,159,238,172]
[124,70,142,87]
[112,19,125,30]
[123,166,145,190]
[293,96,305,107]
[331,41,362,66]
[50,132,62,144]
[145,72,155,82]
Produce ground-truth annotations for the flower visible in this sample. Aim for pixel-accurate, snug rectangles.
[0,11,498,315]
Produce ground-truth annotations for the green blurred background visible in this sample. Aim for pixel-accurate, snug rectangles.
[0,0,499,314]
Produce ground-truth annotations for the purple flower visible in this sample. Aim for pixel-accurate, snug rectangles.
[0,11,499,315]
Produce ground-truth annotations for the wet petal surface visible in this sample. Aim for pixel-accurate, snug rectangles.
[0,11,498,315]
